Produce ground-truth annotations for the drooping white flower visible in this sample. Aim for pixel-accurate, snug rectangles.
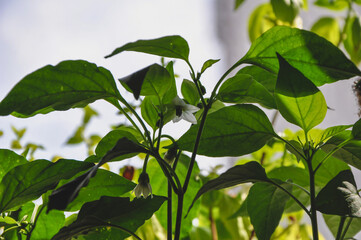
[172,96,200,124]
[133,172,153,199]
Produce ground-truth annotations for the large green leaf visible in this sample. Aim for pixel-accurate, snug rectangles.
[187,161,271,214]
[148,155,201,238]
[323,215,361,239]
[64,169,136,211]
[0,159,93,212]
[0,60,120,117]
[275,53,327,132]
[316,170,361,217]
[314,0,349,10]
[344,16,361,65]
[51,196,166,240]
[0,149,27,182]
[217,73,276,109]
[238,26,361,86]
[177,104,276,157]
[247,181,292,240]
[105,35,190,61]
[237,66,277,93]
[120,64,172,100]
[322,130,361,170]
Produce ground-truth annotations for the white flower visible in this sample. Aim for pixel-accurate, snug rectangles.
[172,96,200,124]
[133,172,153,199]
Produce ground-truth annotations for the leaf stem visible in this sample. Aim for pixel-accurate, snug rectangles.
[307,158,319,240]
[340,217,353,240]
[174,193,184,240]
[167,180,172,240]
[336,216,346,240]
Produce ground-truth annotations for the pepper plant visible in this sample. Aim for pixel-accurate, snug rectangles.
[1,24,361,240]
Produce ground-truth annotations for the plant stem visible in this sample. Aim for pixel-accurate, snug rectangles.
[336,216,346,240]
[307,160,319,240]
[209,207,218,240]
[167,180,172,240]
[340,217,353,240]
[174,193,184,240]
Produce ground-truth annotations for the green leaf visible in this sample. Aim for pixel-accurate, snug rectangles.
[51,196,166,240]
[105,35,190,61]
[352,118,361,140]
[0,216,18,227]
[162,61,177,104]
[275,53,327,132]
[0,60,120,117]
[66,126,85,144]
[248,3,276,42]
[217,73,276,109]
[314,0,349,10]
[311,17,340,46]
[0,149,27,182]
[178,104,276,157]
[187,161,271,214]
[120,64,172,100]
[271,0,300,23]
[319,125,352,143]
[323,215,361,238]
[95,130,146,163]
[234,0,245,10]
[247,181,292,240]
[344,15,361,65]
[0,159,93,212]
[239,26,361,86]
[181,79,200,106]
[141,96,159,129]
[322,130,361,170]
[237,66,277,93]
[64,169,136,211]
[148,155,201,238]
[201,59,220,73]
[316,170,361,217]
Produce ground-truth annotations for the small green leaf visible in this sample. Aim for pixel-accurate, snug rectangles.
[322,130,361,170]
[237,66,277,93]
[178,104,276,157]
[83,105,98,125]
[0,159,93,212]
[51,196,166,240]
[234,0,245,9]
[120,64,171,100]
[187,161,271,214]
[320,125,352,143]
[239,26,361,86]
[217,73,276,109]
[141,96,159,129]
[271,0,300,23]
[105,35,190,61]
[316,170,361,217]
[0,149,27,182]
[181,79,200,106]
[323,215,361,238]
[275,53,327,132]
[247,181,292,240]
[0,216,18,227]
[66,126,84,144]
[201,59,220,73]
[162,61,177,104]
[344,16,361,65]
[311,17,340,46]
[248,3,276,42]
[0,60,120,117]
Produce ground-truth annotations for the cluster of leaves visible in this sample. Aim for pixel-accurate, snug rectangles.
[1,5,361,240]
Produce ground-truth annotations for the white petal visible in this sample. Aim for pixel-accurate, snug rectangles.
[183,104,200,113]
[142,185,150,198]
[172,115,182,123]
[182,111,197,124]
[133,184,142,198]
[172,96,186,107]
[148,183,153,199]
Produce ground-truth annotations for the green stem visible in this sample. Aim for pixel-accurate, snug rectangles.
[307,160,319,240]
[276,136,307,161]
[336,216,346,240]
[186,60,206,106]
[174,193,184,240]
[167,180,172,240]
[340,217,353,240]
